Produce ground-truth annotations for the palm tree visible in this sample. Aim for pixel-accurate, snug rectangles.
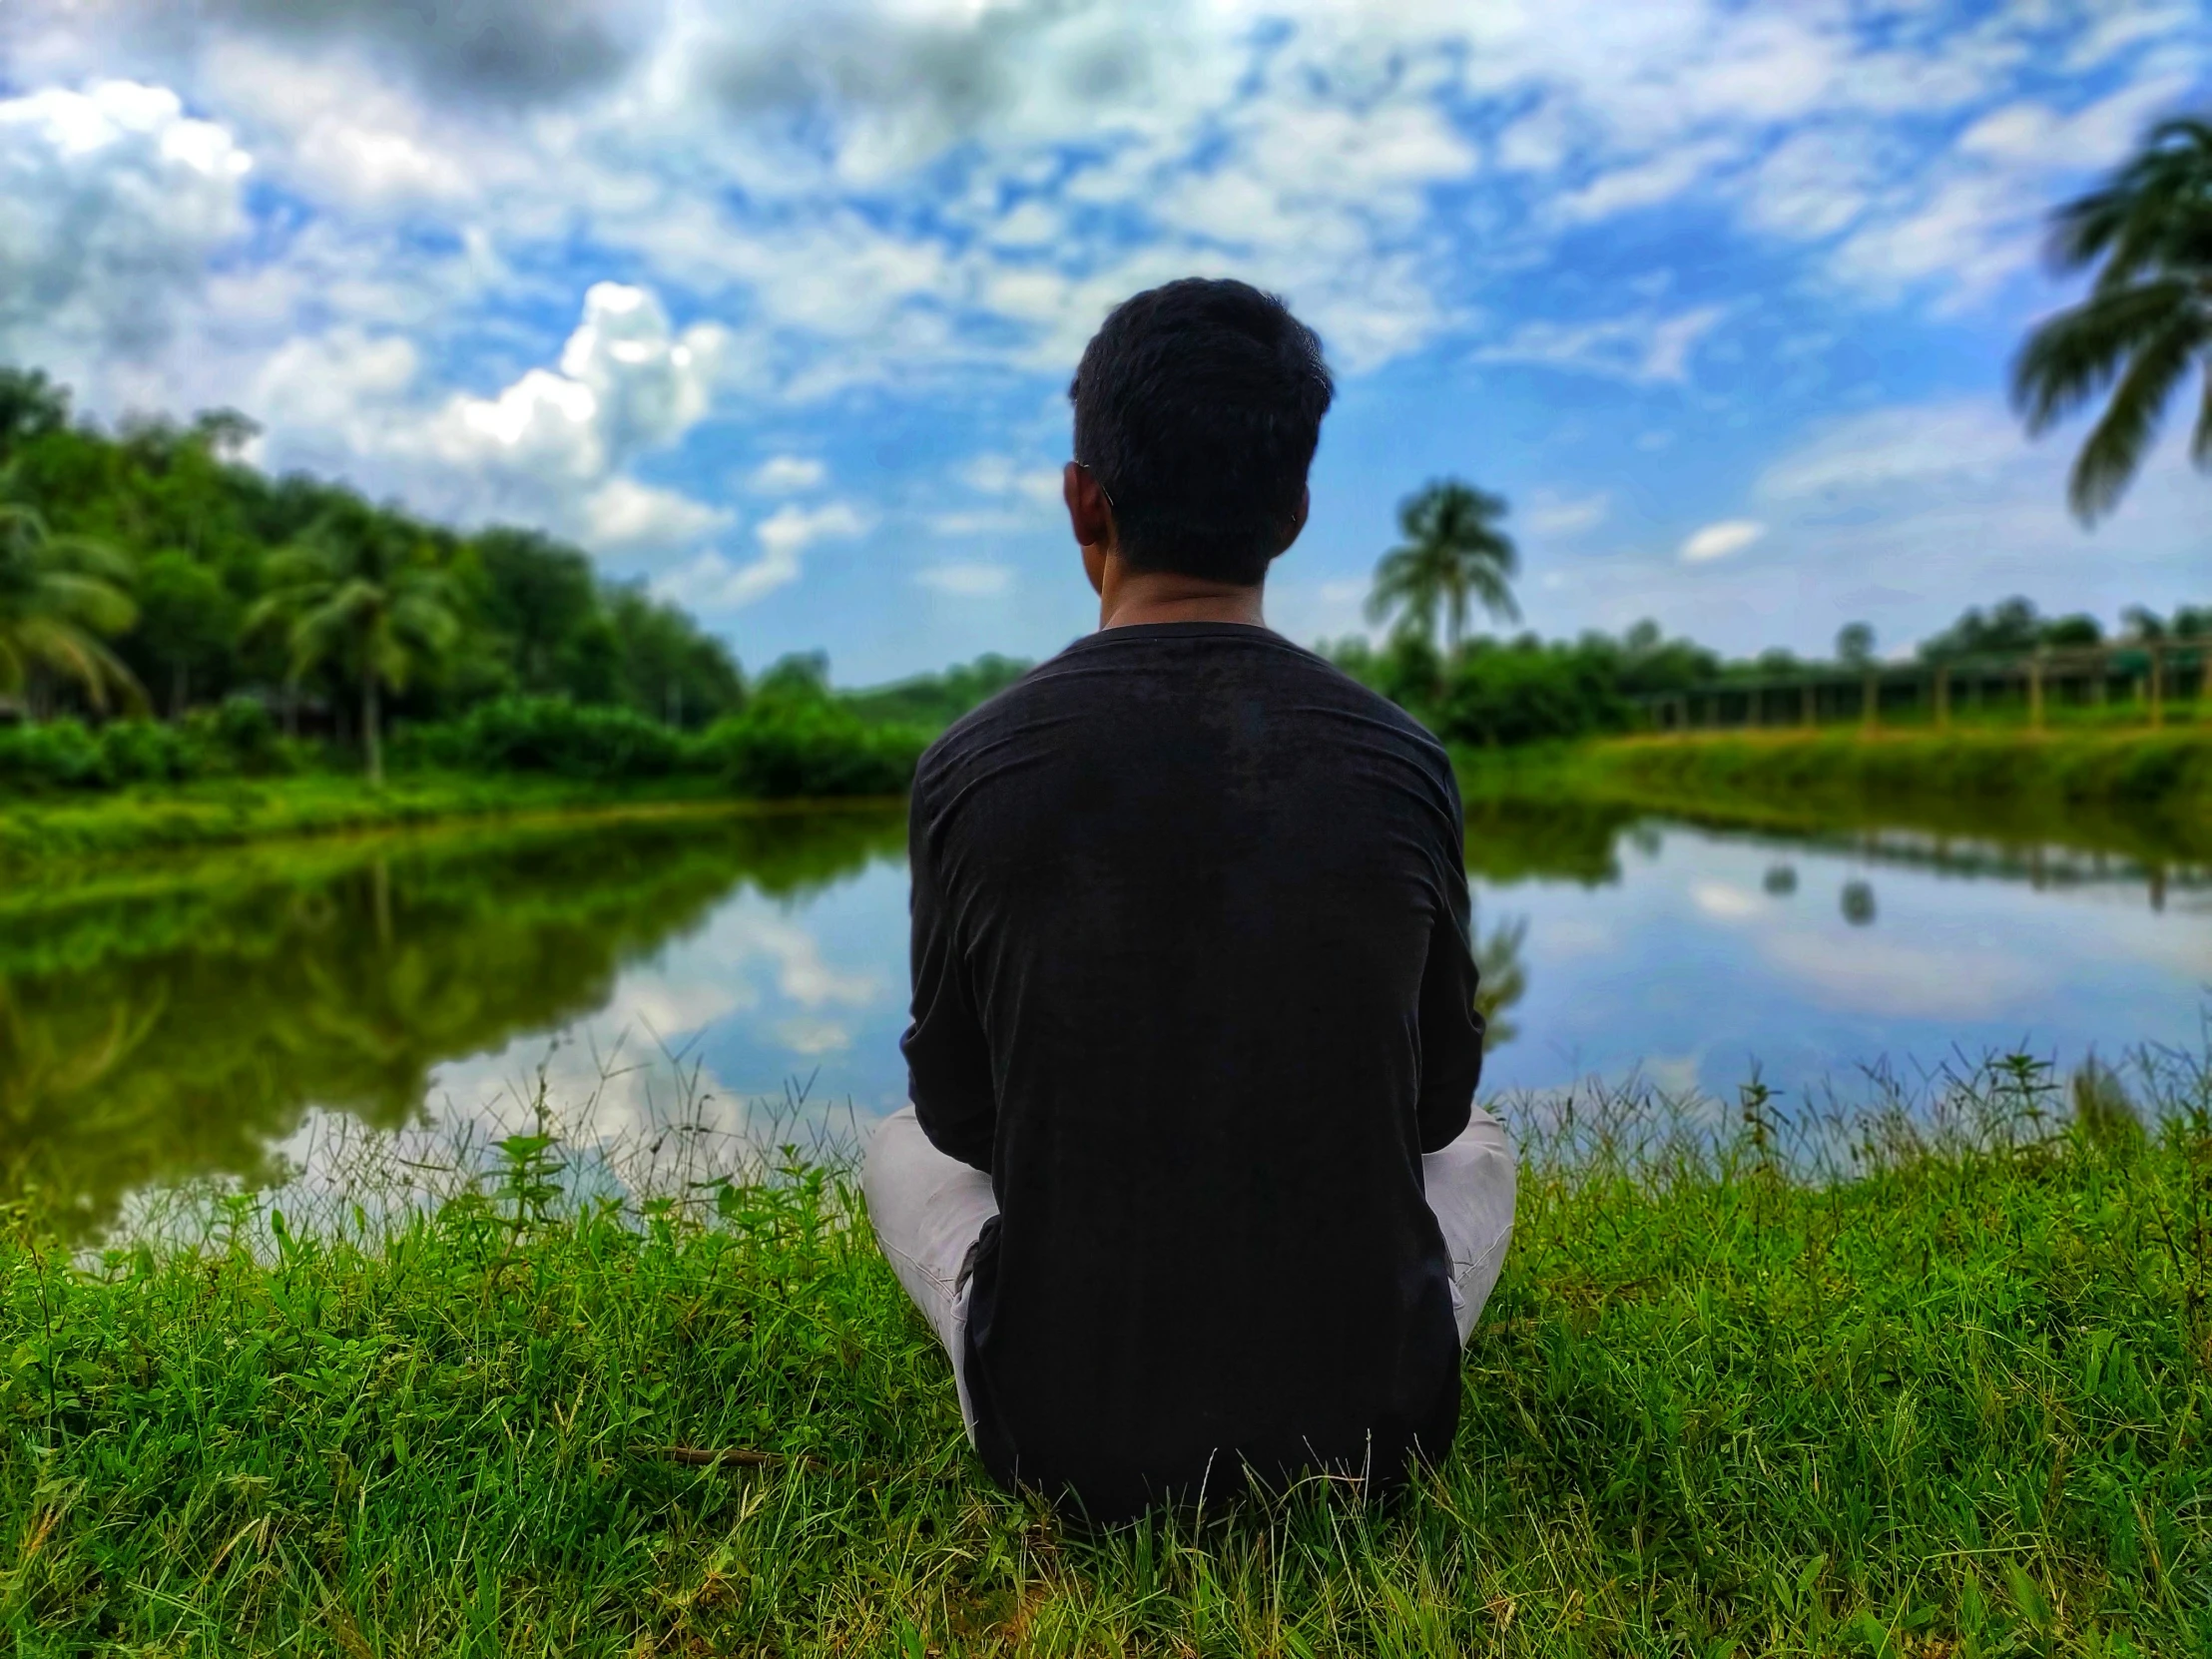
[2011,116,2212,522]
[0,500,143,719]
[249,505,459,783]
[1365,479,1519,651]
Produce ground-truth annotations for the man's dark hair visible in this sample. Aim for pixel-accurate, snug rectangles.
[1069,278,1334,585]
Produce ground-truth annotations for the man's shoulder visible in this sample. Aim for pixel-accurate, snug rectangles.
[914,659,1052,783]
[916,631,1453,788]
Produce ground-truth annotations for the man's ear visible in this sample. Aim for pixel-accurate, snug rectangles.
[1278,485,1311,554]
[1064,461,1115,553]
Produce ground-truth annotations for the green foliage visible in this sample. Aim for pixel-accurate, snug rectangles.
[0,700,295,793]
[1465,728,2212,868]
[1365,478,1519,649]
[387,694,925,797]
[0,501,141,715]
[1919,596,2108,660]
[407,696,691,782]
[250,500,466,782]
[129,550,240,715]
[1331,624,1714,749]
[843,653,1033,728]
[700,697,927,799]
[2,1058,2208,1652]
[2012,115,2212,520]
[0,364,746,750]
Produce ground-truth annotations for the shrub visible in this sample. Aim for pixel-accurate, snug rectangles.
[423,696,689,781]
[1435,642,1631,748]
[0,719,107,789]
[699,699,926,798]
[0,701,297,795]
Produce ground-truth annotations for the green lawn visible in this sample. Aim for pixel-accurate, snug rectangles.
[5,1056,2207,1655]
[1457,727,2212,865]
[0,773,774,866]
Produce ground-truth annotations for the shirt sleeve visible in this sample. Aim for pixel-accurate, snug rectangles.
[898,779,997,1171]
[1413,779,1484,1153]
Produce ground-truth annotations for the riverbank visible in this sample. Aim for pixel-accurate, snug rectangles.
[6,1060,2206,1655]
[1459,727,2212,862]
[0,774,897,867]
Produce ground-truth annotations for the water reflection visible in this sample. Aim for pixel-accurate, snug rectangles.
[0,806,902,1235]
[4,788,2209,1236]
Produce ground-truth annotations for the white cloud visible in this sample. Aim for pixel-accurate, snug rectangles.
[1757,401,2021,500]
[1475,305,1725,385]
[752,454,828,492]
[1760,931,2052,1020]
[581,477,734,553]
[960,452,1063,506]
[1524,491,1610,538]
[1680,520,1766,563]
[240,280,737,559]
[1555,139,1737,225]
[0,81,253,366]
[759,501,867,558]
[1690,880,1761,920]
[409,282,726,495]
[914,562,1013,597]
[657,500,870,612]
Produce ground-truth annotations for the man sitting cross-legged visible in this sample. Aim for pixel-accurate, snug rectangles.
[865,277,1516,1521]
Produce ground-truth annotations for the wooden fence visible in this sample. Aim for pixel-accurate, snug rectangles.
[1639,642,2212,734]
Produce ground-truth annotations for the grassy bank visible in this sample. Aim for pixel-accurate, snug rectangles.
[1459,727,2212,862]
[0,773,795,865]
[5,1059,2208,1654]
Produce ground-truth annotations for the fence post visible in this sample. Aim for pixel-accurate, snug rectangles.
[1935,664,1949,730]
[1862,671,1879,733]
[2028,653,2045,733]
[1800,681,1814,728]
[2150,644,2164,727]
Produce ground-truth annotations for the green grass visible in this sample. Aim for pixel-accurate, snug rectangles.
[1459,727,2212,864]
[5,1056,2209,1655]
[0,773,788,866]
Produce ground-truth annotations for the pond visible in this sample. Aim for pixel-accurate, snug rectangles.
[4,794,2207,1233]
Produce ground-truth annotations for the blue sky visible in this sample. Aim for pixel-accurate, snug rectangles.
[3,0,2208,683]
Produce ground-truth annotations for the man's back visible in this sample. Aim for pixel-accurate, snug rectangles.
[903,621,1486,1514]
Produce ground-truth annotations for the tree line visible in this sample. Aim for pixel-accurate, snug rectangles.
[0,367,750,780]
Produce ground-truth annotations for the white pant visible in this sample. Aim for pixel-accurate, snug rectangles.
[862,1104,1518,1439]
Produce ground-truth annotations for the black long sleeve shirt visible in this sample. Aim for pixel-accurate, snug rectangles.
[900,621,1484,1517]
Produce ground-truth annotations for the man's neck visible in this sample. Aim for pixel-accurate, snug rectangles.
[1098,565,1267,631]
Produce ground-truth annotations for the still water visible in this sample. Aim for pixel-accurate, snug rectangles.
[4,797,2207,1231]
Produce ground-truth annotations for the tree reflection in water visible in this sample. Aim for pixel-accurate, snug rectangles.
[0,806,903,1236]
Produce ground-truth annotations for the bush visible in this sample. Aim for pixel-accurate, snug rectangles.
[414,696,689,782]
[0,702,298,794]
[0,719,107,789]
[699,698,925,798]
[1434,641,1631,748]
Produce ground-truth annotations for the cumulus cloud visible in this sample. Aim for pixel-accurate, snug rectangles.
[240,280,736,567]
[73,0,648,104]
[1680,521,1767,563]
[3,0,2205,683]
[1475,306,1726,384]
[581,478,733,552]
[0,81,252,365]
[656,502,870,612]
[402,281,728,526]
